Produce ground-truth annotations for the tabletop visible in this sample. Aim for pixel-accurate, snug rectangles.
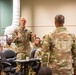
[14,58,41,63]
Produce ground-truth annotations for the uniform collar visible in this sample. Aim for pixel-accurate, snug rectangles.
[19,27,27,31]
[55,27,67,33]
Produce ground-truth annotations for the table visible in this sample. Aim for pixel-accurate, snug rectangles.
[14,58,41,75]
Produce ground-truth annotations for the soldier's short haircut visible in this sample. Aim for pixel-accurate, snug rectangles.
[55,14,65,24]
[35,37,41,44]
[35,37,40,40]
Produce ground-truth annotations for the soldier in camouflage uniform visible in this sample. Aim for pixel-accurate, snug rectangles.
[12,18,34,73]
[3,37,17,52]
[31,37,41,50]
[34,42,50,66]
[41,14,76,75]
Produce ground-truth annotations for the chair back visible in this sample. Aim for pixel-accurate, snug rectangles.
[1,50,17,74]
[1,50,16,58]
[31,48,37,58]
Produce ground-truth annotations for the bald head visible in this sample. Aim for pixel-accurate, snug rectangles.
[55,14,65,27]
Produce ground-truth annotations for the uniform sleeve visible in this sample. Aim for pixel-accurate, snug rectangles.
[29,32,36,42]
[27,31,32,41]
[71,36,76,70]
[42,34,50,45]
[42,33,54,50]
[24,28,32,42]
[34,49,41,58]
[12,29,18,43]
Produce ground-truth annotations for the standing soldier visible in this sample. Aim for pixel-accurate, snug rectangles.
[12,18,35,73]
[42,14,76,75]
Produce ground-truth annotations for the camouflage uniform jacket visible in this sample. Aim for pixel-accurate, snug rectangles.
[42,27,76,71]
[34,47,51,66]
[3,43,17,52]
[12,27,31,56]
[31,43,40,50]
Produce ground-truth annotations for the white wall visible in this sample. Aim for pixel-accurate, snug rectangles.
[21,0,76,39]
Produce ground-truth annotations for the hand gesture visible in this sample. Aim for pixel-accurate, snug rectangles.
[17,32,22,38]
[31,32,36,38]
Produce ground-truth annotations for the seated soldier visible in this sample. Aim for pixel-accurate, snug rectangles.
[2,36,17,75]
[0,44,9,75]
[31,37,41,50]
[34,42,50,67]
[3,36,17,52]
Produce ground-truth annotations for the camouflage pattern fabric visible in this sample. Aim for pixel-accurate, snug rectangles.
[34,48,41,58]
[3,43,17,52]
[34,43,51,66]
[12,27,32,72]
[12,27,31,57]
[42,27,76,75]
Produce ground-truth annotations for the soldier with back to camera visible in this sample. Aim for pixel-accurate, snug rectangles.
[42,14,76,75]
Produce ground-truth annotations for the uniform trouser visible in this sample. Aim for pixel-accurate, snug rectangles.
[16,53,36,75]
[16,53,26,72]
[52,69,72,75]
